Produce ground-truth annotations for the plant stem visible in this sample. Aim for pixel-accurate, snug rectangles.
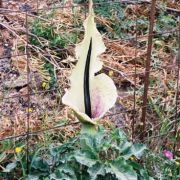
[17,155,26,177]
[81,123,97,135]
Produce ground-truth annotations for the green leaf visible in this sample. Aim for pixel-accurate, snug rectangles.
[139,169,152,180]
[111,128,127,140]
[0,152,6,163]
[25,175,39,180]
[31,157,49,172]
[74,151,97,167]
[131,144,147,159]
[80,134,96,153]
[119,141,132,152]
[49,137,77,157]
[115,141,133,160]
[128,161,152,180]
[88,162,106,180]
[53,165,77,180]
[110,165,137,180]
[3,162,17,172]
[121,143,146,160]
[81,124,97,136]
[106,158,137,180]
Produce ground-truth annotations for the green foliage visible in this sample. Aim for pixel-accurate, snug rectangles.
[30,20,78,49]
[1,126,179,180]
[75,1,178,44]
[43,61,56,88]
[93,2,127,39]
[29,14,79,89]
[148,96,179,135]
[154,4,177,33]
[144,151,180,179]
[1,126,151,180]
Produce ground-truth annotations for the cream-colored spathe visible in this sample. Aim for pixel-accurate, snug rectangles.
[62,0,117,125]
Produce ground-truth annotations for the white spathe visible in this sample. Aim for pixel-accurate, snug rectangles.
[62,0,117,125]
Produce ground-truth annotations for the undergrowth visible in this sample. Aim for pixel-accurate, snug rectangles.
[1,126,179,179]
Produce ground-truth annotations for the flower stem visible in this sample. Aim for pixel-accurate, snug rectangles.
[81,123,97,135]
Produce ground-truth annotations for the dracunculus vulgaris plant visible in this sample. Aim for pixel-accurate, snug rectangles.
[62,0,117,134]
